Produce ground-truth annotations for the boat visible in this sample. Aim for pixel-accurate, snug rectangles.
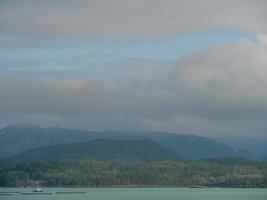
[33,187,43,192]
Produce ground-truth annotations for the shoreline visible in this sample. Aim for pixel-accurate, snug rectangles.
[1,186,267,189]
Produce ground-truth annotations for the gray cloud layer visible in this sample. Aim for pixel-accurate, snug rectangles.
[1,1,267,138]
[1,0,267,47]
[1,38,267,138]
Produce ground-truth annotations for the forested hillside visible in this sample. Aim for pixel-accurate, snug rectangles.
[12,139,184,162]
[0,158,266,188]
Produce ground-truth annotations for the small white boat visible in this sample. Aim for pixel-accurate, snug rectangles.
[33,187,43,192]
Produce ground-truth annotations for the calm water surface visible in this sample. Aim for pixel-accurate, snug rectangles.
[0,187,266,200]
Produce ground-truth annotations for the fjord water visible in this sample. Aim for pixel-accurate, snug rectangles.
[0,188,266,200]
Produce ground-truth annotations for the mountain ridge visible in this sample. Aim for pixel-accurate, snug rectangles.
[0,124,256,160]
[12,139,184,163]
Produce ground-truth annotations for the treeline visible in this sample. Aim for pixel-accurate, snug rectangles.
[0,158,266,188]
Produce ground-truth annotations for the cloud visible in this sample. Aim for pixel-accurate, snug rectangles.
[0,76,175,131]
[1,38,267,138]
[0,59,44,70]
[159,37,267,137]
[257,34,267,46]
[170,37,267,120]
[1,0,267,47]
[1,1,267,138]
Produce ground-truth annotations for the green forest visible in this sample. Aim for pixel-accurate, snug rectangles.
[0,158,266,188]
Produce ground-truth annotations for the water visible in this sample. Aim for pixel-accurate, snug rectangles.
[0,187,266,200]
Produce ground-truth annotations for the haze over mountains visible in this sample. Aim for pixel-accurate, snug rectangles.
[0,124,264,161]
[214,137,267,160]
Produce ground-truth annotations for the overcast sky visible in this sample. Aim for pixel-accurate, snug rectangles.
[1,0,267,138]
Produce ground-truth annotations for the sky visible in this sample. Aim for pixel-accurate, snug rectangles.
[1,0,267,138]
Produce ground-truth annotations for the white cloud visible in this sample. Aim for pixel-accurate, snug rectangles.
[257,34,267,46]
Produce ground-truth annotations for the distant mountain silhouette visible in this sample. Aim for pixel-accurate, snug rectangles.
[0,124,253,160]
[215,137,267,160]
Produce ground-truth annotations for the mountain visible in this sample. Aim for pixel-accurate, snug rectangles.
[0,124,136,157]
[215,137,267,160]
[138,132,236,160]
[236,149,257,160]
[0,124,240,160]
[13,139,184,162]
